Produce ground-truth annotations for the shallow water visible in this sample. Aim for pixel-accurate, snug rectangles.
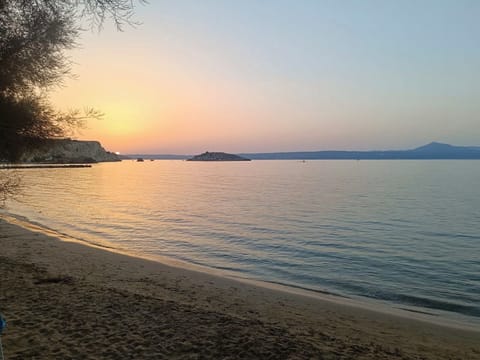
[4,160,480,324]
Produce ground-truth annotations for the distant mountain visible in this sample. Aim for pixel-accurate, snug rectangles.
[240,142,480,160]
[412,142,456,152]
[127,142,480,161]
[411,142,479,154]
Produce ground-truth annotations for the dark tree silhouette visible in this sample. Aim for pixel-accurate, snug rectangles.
[0,0,145,161]
[0,0,144,204]
[1,1,76,160]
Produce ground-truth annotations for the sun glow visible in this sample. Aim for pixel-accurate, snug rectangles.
[48,1,480,154]
[99,104,147,136]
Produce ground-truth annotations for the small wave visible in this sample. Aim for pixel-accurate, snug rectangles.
[388,293,480,318]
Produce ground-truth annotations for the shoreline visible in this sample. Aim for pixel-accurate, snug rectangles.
[3,212,478,331]
[1,215,479,359]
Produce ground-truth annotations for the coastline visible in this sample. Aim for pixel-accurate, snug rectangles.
[1,216,479,359]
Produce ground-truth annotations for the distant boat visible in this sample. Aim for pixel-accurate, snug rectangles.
[136,158,144,162]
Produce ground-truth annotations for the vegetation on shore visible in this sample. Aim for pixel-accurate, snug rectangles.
[0,0,143,203]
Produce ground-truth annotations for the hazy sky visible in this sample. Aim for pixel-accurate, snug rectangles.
[51,0,480,154]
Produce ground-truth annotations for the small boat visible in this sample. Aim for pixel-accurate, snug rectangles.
[136,158,144,162]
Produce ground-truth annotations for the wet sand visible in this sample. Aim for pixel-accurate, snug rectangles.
[1,216,479,359]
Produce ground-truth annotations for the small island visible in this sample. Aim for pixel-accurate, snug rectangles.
[187,151,251,161]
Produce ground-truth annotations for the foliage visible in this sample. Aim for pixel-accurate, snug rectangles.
[0,0,144,162]
[0,1,78,95]
[0,0,143,207]
[0,94,103,161]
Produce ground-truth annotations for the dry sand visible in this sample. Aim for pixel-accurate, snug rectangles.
[0,215,479,359]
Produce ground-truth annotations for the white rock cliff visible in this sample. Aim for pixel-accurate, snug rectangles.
[21,139,120,163]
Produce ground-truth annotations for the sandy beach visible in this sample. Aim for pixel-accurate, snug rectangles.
[0,215,479,359]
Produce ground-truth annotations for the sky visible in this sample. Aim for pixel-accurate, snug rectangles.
[51,0,480,154]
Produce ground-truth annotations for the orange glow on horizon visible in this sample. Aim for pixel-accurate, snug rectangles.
[41,2,480,154]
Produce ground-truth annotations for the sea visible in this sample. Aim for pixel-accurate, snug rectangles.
[3,160,480,327]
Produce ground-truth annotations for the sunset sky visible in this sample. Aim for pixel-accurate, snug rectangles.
[51,0,480,154]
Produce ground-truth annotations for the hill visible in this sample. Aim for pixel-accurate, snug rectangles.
[240,142,480,160]
[126,142,480,161]
[187,152,251,161]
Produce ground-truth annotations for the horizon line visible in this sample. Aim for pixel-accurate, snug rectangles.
[123,141,478,156]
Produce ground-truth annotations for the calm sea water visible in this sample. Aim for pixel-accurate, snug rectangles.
[4,160,480,324]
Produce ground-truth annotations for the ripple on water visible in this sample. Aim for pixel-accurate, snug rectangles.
[6,160,480,325]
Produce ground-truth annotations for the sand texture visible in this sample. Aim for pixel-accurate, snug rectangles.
[1,217,479,359]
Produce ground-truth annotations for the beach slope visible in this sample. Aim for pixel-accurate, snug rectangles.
[0,217,479,359]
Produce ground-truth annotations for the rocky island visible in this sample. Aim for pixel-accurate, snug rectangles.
[187,152,251,161]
